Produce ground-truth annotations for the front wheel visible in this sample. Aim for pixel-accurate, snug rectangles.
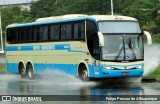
[80,67,89,81]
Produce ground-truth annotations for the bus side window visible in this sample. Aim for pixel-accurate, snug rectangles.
[74,23,78,39]
[7,28,14,43]
[19,28,26,43]
[14,28,19,43]
[49,24,60,40]
[66,23,72,40]
[43,26,48,41]
[23,27,28,43]
[11,29,14,43]
[28,27,33,42]
[33,27,38,41]
[18,28,21,43]
[39,25,48,41]
[78,22,85,39]
[38,26,43,41]
[61,24,66,40]
[74,21,85,40]
[49,25,54,40]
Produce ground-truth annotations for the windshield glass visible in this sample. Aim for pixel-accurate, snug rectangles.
[98,21,141,33]
[101,34,144,61]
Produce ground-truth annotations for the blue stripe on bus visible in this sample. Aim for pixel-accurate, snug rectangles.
[7,17,97,28]
[5,44,87,53]
[7,63,78,76]
[7,63,143,78]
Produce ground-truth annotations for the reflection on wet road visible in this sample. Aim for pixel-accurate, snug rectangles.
[0,73,160,104]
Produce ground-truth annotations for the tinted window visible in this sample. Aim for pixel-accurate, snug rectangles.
[61,24,66,40]
[74,21,85,40]
[28,28,33,41]
[7,28,14,43]
[39,25,48,41]
[33,27,38,41]
[19,28,26,42]
[74,23,78,39]
[66,24,72,39]
[78,22,85,39]
[38,26,43,41]
[14,28,18,43]
[50,24,60,40]
[86,20,99,60]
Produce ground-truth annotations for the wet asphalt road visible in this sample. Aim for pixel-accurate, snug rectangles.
[0,73,160,104]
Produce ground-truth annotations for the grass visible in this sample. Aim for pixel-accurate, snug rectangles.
[152,34,160,43]
[0,62,6,73]
[142,66,160,82]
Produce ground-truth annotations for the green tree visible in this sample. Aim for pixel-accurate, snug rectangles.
[122,0,158,34]
[1,6,34,31]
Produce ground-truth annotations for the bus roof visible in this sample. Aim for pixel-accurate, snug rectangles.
[7,14,138,28]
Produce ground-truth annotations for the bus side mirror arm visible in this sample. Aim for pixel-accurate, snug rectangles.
[143,31,152,45]
[98,32,104,47]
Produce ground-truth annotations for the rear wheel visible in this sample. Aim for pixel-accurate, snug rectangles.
[19,64,25,78]
[80,66,89,81]
[26,64,34,79]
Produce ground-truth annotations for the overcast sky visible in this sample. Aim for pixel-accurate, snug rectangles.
[0,0,33,5]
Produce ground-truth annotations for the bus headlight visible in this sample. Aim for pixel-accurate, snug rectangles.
[136,66,143,69]
[102,66,113,70]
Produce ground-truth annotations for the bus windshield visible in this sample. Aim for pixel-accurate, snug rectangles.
[98,21,143,61]
[98,21,141,33]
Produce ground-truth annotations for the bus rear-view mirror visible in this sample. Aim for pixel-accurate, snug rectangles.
[143,31,152,45]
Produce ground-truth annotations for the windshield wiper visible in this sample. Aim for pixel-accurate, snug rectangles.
[128,37,136,59]
[115,34,126,60]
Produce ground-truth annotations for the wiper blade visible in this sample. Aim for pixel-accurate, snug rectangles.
[128,37,136,59]
[115,34,126,60]
[115,46,123,60]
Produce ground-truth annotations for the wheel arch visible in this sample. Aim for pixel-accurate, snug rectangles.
[77,61,89,77]
[18,60,26,74]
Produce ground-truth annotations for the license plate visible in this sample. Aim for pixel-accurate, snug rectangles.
[122,72,128,76]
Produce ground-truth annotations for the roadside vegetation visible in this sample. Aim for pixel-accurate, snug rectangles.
[1,0,160,35]
[143,66,160,82]
[152,34,160,43]
[0,62,6,73]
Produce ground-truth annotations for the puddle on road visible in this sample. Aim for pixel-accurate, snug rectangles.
[0,70,97,87]
[33,69,97,86]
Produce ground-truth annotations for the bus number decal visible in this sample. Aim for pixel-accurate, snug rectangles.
[33,46,40,50]
[41,45,55,50]
[33,45,55,51]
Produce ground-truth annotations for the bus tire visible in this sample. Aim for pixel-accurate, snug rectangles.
[79,66,89,81]
[19,64,25,79]
[26,64,34,79]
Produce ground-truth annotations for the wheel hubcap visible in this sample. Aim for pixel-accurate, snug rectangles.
[82,70,88,81]
[21,68,25,78]
[28,69,32,78]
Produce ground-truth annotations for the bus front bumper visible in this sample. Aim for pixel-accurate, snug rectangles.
[92,68,144,78]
